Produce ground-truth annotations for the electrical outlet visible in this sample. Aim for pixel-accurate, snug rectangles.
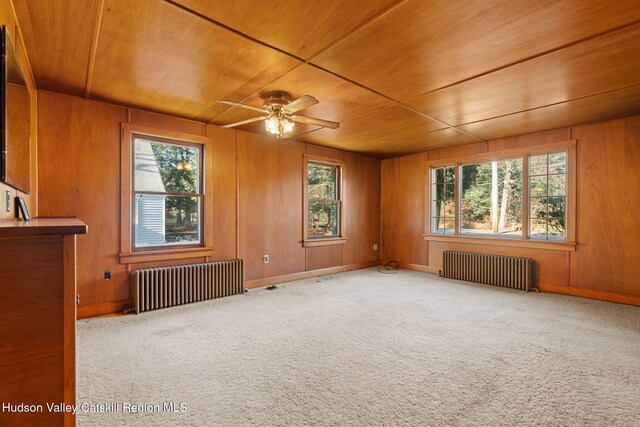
[263,255,270,264]
[5,191,10,212]
[373,243,378,251]
[104,270,111,280]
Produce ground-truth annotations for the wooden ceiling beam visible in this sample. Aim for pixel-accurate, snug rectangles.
[161,0,307,122]
[14,0,640,156]
[203,63,307,123]
[406,23,640,128]
[13,0,99,95]
[304,0,408,62]
[83,0,104,98]
[459,83,640,128]
[165,0,409,125]
[164,0,305,62]
[402,18,640,100]
[457,84,640,141]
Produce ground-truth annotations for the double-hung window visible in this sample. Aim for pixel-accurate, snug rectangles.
[427,141,574,244]
[132,134,203,248]
[303,155,346,246]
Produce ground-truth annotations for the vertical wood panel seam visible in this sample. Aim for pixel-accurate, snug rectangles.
[33,91,38,215]
[568,124,575,287]
[235,131,239,260]
[62,235,76,426]
[303,146,308,271]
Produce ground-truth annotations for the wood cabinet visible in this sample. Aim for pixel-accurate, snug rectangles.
[0,218,87,426]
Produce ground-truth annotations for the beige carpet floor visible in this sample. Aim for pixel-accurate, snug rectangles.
[77,268,640,426]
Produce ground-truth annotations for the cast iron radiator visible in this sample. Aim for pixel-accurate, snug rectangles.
[132,260,244,313]
[442,251,533,291]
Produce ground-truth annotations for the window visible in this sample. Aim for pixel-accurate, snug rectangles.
[426,141,574,246]
[529,152,566,240]
[303,155,346,246]
[431,165,455,234]
[461,159,523,237]
[132,134,202,248]
[307,162,341,238]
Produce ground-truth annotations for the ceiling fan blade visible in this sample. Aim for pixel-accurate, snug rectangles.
[217,100,266,114]
[283,95,319,113]
[221,116,267,128]
[292,114,340,129]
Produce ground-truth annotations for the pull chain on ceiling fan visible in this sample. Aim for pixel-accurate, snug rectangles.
[217,92,339,138]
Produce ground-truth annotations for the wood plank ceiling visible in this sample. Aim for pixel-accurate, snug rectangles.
[14,0,640,157]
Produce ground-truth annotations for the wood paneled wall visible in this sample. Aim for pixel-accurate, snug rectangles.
[37,91,381,317]
[237,132,306,281]
[571,117,640,296]
[381,118,640,302]
[0,0,36,220]
[38,92,129,313]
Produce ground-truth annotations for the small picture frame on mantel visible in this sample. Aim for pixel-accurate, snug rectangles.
[15,196,31,221]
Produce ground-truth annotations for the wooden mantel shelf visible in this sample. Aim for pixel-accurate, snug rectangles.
[0,217,88,238]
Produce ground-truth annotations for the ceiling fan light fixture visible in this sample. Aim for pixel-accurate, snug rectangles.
[264,110,295,137]
[265,116,280,134]
[282,118,294,134]
[218,93,338,135]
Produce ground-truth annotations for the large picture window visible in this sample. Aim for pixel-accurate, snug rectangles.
[426,141,574,246]
[132,134,203,248]
[461,159,523,237]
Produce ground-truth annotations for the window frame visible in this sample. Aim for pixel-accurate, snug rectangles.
[423,140,576,251]
[430,164,456,235]
[120,123,212,264]
[527,151,568,241]
[131,133,204,251]
[303,154,347,247]
[458,155,525,239]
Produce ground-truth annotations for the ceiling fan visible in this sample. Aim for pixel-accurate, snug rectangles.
[217,92,339,138]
